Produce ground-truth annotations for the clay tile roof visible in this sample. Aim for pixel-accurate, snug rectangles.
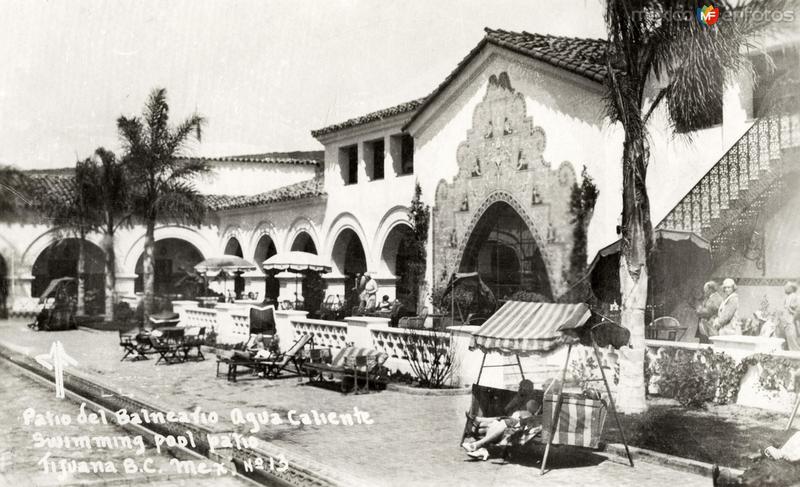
[206,177,326,211]
[189,155,320,166]
[311,97,426,138]
[404,28,609,130]
[20,173,76,207]
[484,28,609,83]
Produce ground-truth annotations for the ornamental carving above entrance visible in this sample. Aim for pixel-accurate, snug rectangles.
[433,72,579,298]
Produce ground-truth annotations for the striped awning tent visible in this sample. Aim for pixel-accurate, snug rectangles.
[470,301,592,356]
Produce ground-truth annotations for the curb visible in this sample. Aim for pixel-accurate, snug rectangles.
[602,442,744,479]
[386,383,471,396]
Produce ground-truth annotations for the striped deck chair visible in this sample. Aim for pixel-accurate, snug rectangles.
[302,346,388,392]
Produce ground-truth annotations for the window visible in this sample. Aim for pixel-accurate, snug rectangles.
[340,145,358,185]
[752,48,800,118]
[400,134,414,175]
[371,139,385,180]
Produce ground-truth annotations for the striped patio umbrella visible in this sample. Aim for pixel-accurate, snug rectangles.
[470,301,592,356]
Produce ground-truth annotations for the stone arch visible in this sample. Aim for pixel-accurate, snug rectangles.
[220,225,245,256]
[325,213,370,269]
[122,225,213,275]
[132,238,205,295]
[372,206,411,266]
[290,232,318,254]
[223,237,244,257]
[31,238,107,312]
[285,217,321,255]
[22,228,104,269]
[455,192,555,299]
[248,221,280,255]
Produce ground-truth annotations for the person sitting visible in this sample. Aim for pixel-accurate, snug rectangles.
[462,379,543,460]
[377,295,392,311]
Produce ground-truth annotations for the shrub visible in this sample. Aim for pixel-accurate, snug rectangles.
[654,348,742,407]
[404,329,456,388]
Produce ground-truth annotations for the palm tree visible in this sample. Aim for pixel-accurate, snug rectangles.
[87,147,131,321]
[37,159,102,316]
[117,88,209,322]
[603,0,789,412]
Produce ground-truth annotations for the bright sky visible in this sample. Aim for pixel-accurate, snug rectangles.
[0,0,606,169]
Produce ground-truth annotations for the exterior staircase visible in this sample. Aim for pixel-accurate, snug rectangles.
[657,111,800,263]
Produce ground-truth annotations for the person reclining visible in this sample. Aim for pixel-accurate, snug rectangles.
[462,379,543,460]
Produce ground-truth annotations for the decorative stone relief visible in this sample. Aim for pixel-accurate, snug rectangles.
[433,71,579,297]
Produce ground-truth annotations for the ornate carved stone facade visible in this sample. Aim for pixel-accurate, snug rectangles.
[433,72,579,297]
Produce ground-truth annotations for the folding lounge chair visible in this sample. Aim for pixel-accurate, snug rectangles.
[181,326,206,361]
[260,334,313,379]
[119,330,147,361]
[148,334,183,365]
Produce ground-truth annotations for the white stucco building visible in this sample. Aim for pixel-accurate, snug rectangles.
[1,27,798,329]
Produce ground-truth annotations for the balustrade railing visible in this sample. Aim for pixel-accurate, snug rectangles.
[183,307,218,331]
[659,112,800,234]
[291,318,349,351]
[371,327,452,362]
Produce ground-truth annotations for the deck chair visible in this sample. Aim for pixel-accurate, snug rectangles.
[119,330,147,361]
[148,335,183,365]
[302,346,389,392]
[260,334,313,378]
[181,326,206,361]
[249,305,277,335]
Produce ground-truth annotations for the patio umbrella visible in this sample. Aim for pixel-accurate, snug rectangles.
[194,255,257,299]
[262,251,332,303]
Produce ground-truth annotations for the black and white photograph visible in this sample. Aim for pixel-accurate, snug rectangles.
[1,1,799,486]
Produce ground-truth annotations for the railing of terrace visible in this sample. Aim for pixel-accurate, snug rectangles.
[370,326,452,362]
[183,307,218,331]
[292,318,349,351]
[659,112,800,236]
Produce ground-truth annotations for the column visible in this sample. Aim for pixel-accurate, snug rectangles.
[323,273,347,302]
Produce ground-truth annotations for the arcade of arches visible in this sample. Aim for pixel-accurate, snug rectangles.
[224,237,245,296]
[331,229,367,306]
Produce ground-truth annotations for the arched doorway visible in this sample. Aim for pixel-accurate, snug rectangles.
[290,232,317,254]
[224,237,243,257]
[254,235,278,302]
[223,237,244,296]
[331,229,367,308]
[32,239,106,314]
[459,201,551,300]
[289,232,322,312]
[381,224,416,307]
[134,238,204,297]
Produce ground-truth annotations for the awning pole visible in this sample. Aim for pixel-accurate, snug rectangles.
[516,354,525,380]
[475,352,487,386]
[592,338,634,467]
[540,343,571,475]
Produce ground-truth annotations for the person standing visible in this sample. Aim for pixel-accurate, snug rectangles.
[715,278,741,336]
[364,273,378,311]
[696,281,723,343]
[780,281,800,351]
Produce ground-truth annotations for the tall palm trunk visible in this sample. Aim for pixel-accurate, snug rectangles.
[616,127,652,414]
[142,219,156,324]
[103,229,116,321]
[76,233,86,316]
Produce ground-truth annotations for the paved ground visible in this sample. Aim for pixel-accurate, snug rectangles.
[0,356,250,487]
[0,319,714,487]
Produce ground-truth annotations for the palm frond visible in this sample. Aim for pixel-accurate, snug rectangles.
[153,181,207,226]
[167,114,206,157]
